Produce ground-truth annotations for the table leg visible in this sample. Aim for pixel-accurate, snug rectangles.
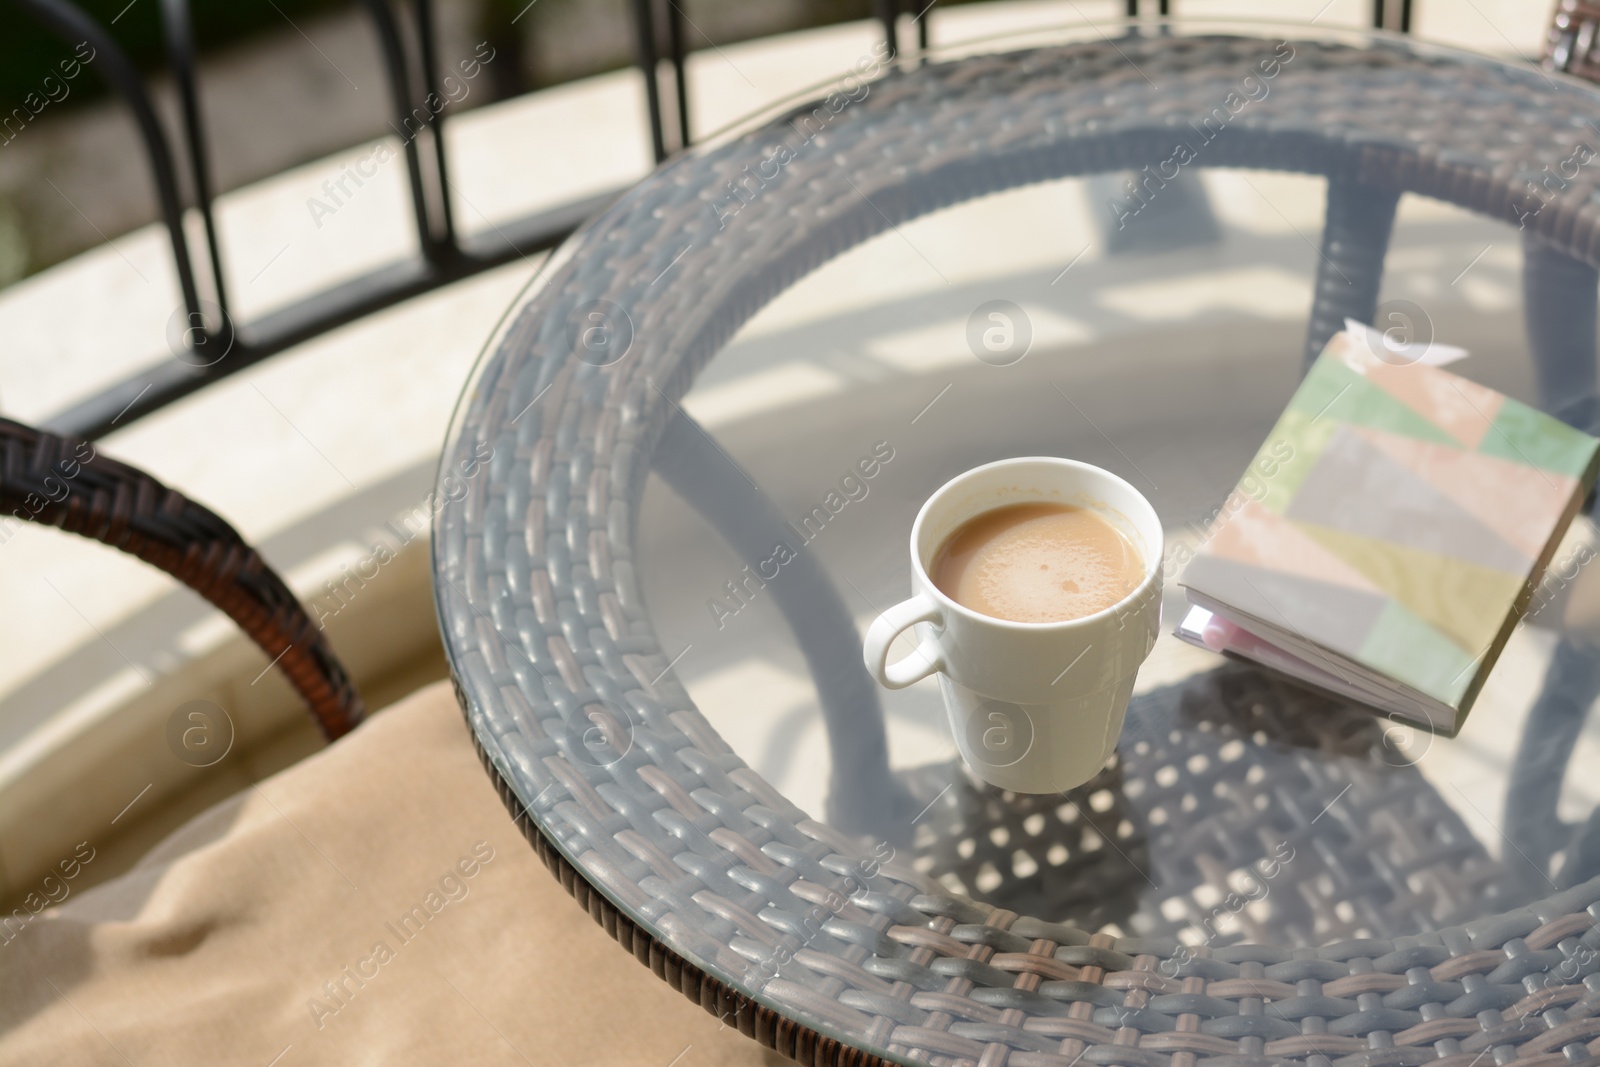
[653,409,919,842]
[1505,635,1600,887]
[1304,179,1400,368]
[1524,233,1600,432]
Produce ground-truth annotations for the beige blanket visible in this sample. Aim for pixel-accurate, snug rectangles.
[0,681,781,1066]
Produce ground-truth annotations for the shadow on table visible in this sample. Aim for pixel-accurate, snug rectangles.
[902,660,1543,947]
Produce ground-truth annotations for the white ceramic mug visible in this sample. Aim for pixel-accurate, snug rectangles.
[863,457,1164,793]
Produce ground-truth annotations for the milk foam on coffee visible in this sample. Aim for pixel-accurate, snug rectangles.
[930,502,1142,623]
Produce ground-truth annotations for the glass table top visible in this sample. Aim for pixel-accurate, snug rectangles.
[435,20,1600,1062]
[633,166,1600,949]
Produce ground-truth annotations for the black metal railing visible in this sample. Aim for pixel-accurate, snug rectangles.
[10,0,1411,440]
[1374,0,1414,33]
[13,0,620,438]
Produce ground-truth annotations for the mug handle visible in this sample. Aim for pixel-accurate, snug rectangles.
[863,594,945,688]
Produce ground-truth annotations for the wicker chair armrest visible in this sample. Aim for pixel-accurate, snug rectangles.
[0,417,363,740]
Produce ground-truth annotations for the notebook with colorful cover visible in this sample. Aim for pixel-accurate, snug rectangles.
[1175,328,1600,734]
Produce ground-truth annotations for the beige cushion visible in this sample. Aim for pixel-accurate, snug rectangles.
[0,681,783,1066]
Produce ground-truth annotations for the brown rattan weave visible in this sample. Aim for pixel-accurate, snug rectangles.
[0,417,362,740]
[437,30,1600,1067]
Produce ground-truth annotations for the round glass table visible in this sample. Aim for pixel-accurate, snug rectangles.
[435,20,1600,1066]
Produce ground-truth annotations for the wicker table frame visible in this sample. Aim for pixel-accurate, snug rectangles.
[437,31,1600,1066]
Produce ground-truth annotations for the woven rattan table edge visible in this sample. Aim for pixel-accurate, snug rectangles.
[452,675,900,1067]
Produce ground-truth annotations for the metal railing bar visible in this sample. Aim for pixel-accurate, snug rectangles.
[158,0,232,343]
[12,0,206,328]
[43,187,623,440]
[357,0,444,261]
[876,0,898,59]
[411,0,457,246]
[665,0,690,148]
[1374,0,1414,32]
[628,0,668,162]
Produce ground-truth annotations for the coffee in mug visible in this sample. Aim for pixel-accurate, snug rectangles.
[863,457,1163,793]
[929,503,1144,624]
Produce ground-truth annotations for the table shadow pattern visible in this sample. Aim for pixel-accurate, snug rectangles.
[906,664,1527,949]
